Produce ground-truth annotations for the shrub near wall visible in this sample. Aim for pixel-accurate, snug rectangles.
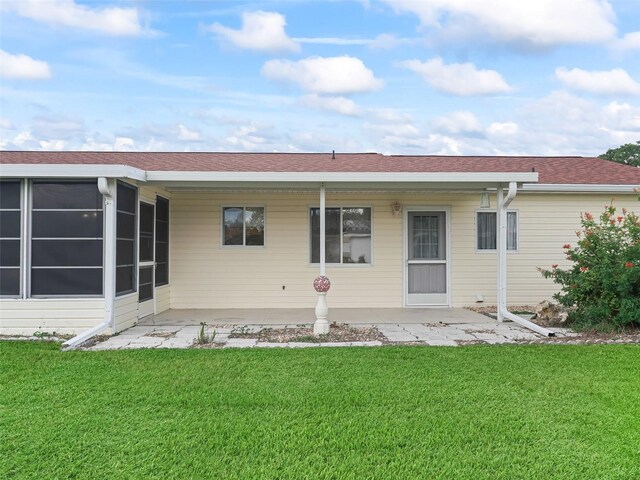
[540,205,640,331]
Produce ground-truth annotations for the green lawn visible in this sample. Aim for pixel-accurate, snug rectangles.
[2,342,639,479]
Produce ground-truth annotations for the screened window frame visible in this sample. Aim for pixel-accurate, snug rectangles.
[475,209,519,253]
[29,179,105,298]
[220,205,266,248]
[154,195,169,287]
[0,179,24,298]
[116,181,138,297]
[308,205,374,266]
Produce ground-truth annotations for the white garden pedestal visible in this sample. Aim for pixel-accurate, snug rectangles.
[314,292,329,335]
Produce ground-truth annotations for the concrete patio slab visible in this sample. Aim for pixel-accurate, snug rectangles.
[85,309,564,351]
[141,307,492,327]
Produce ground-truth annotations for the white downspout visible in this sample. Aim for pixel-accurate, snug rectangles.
[63,177,117,349]
[497,182,554,337]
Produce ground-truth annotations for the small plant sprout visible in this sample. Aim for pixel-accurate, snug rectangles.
[197,322,216,345]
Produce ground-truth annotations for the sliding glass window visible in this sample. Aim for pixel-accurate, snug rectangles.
[310,207,372,264]
[31,181,103,296]
[0,181,22,296]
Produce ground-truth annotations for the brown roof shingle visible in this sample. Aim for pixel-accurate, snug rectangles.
[1,151,639,185]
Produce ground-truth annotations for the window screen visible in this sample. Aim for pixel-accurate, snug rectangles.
[0,181,21,296]
[155,196,169,286]
[116,182,136,295]
[31,181,103,296]
[477,211,518,251]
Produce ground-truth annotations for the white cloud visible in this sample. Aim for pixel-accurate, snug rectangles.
[0,50,51,79]
[3,0,148,36]
[114,137,135,150]
[611,32,640,52]
[0,117,15,129]
[294,37,369,46]
[431,111,483,134]
[298,94,361,116]
[365,122,421,138]
[555,67,640,96]
[262,56,383,94]
[602,101,640,131]
[382,0,616,48]
[32,115,83,139]
[38,139,66,150]
[177,124,201,141]
[400,57,511,96]
[208,11,299,53]
[13,131,34,147]
[488,122,519,135]
[293,33,418,49]
[369,33,418,50]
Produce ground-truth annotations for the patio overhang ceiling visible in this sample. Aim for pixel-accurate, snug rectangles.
[146,171,539,192]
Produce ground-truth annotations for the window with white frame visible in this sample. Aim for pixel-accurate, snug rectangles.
[222,207,264,246]
[310,207,372,264]
[0,181,22,297]
[477,211,518,251]
[31,181,104,296]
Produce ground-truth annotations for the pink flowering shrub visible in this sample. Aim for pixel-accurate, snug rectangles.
[539,205,640,331]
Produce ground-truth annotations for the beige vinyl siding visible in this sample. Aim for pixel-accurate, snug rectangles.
[113,293,139,333]
[169,191,638,310]
[156,285,170,314]
[0,298,106,336]
[461,193,639,306]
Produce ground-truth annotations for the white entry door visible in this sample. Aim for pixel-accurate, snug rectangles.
[138,201,155,318]
[405,210,449,306]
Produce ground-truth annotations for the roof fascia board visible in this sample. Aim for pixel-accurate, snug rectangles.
[0,164,146,181]
[146,171,539,183]
[522,183,639,193]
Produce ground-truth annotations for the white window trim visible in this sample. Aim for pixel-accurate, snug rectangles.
[475,209,519,254]
[220,205,266,248]
[308,205,374,267]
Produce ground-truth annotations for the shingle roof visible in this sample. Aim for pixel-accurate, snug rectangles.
[1,151,639,185]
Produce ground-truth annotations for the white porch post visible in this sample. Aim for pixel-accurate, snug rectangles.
[497,186,506,322]
[314,183,330,334]
[320,183,326,276]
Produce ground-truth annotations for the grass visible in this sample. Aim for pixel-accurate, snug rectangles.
[1,342,639,479]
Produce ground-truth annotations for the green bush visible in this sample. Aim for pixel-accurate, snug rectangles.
[539,205,640,331]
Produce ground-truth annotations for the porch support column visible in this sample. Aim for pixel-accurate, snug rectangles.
[320,183,326,276]
[496,186,506,322]
[314,183,330,335]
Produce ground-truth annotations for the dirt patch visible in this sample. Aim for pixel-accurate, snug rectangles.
[465,305,537,316]
[229,323,385,344]
[145,331,177,339]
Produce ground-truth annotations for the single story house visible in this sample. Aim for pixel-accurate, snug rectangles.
[1,151,639,345]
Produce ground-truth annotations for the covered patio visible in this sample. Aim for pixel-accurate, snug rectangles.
[139,307,492,326]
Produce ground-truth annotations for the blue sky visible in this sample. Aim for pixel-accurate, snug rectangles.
[1,0,639,155]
